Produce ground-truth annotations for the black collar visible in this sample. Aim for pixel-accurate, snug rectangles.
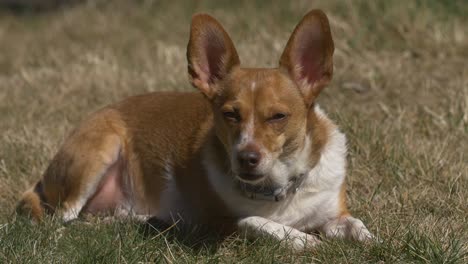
[238,173,307,202]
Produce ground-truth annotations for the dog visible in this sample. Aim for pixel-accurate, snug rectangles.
[17,10,374,250]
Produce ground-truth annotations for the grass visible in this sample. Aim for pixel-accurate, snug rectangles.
[0,0,467,263]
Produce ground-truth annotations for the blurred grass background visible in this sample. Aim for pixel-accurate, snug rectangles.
[0,0,467,263]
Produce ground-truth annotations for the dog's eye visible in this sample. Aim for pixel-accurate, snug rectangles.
[268,113,287,122]
[223,111,241,122]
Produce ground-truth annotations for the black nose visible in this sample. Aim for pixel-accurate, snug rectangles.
[238,151,261,169]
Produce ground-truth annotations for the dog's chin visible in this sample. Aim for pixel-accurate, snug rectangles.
[236,172,266,184]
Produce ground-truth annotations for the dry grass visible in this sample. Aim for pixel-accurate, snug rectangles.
[0,0,467,263]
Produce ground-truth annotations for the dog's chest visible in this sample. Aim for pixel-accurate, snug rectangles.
[220,181,342,230]
[203,159,343,230]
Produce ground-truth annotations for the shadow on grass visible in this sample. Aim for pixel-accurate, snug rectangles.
[139,216,227,254]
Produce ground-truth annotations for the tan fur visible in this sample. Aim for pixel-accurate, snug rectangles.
[338,183,350,216]
[17,184,44,221]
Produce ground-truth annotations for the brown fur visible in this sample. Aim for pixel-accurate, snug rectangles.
[17,92,223,221]
[17,184,44,221]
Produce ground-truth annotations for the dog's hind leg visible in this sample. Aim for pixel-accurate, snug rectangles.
[19,109,129,222]
[17,131,124,222]
[45,130,123,222]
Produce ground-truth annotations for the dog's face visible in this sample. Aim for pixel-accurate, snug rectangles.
[187,11,334,186]
[212,68,307,184]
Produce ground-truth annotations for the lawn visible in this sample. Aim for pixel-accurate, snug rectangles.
[0,0,467,263]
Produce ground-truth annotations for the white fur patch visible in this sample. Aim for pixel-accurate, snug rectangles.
[62,198,88,222]
[250,81,256,92]
[238,112,255,149]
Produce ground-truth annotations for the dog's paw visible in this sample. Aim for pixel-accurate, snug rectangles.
[321,215,377,242]
[288,233,321,251]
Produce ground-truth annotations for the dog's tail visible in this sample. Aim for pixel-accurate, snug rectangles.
[16,181,49,222]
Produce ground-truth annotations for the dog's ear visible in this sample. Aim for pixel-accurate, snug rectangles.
[279,10,334,105]
[187,14,240,99]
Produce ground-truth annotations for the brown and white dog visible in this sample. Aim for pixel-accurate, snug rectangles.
[17,10,374,250]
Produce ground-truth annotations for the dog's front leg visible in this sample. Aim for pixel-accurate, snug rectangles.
[238,216,320,251]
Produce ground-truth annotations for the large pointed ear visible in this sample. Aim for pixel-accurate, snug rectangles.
[279,10,334,105]
[187,14,240,99]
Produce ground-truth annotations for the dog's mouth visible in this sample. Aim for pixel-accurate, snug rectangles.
[235,174,287,202]
[237,172,265,183]
[236,173,307,202]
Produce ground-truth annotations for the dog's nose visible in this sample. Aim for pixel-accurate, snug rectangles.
[238,150,261,169]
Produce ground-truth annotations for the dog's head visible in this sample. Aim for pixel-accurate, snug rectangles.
[187,10,334,186]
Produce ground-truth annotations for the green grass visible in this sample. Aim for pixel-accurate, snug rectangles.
[0,0,467,263]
